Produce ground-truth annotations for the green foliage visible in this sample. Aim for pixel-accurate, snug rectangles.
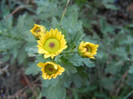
[1,0,133,99]
[65,54,84,67]
[25,62,40,76]
[129,66,133,74]
[0,13,35,65]
[102,0,119,10]
[42,80,66,99]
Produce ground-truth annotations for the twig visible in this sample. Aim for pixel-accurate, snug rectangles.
[110,78,121,95]
[6,6,24,19]
[14,85,28,96]
[6,5,33,19]
[115,70,128,96]
[14,77,40,96]
[20,70,38,97]
[110,69,129,96]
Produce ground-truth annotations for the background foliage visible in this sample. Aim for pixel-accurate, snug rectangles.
[0,0,133,99]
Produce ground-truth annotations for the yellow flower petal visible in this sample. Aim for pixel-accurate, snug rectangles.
[78,41,99,59]
[37,62,45,68]
[37,28,67,59]
[37,61,65,80]
[30,24,46,38]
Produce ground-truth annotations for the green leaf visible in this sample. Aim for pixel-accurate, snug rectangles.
[35,0,62,21]
[121,35,133,45]
[102,0,119,10]
[100,19,114,34]
[42,82,66,99]
[42,77,59,87]
[51,17,59,29]
[54,55,62,63]
[127,75,133,88]
[105,61,122,74]
[83,58,95,68]
[35,55,52,64]
[66,54,83,67]
[64,64,77,74]
[63,75,73,88]
[25,62,40,76]
[73,73,86,88]
[74,74,82,88]
[94,91,108,98]
[58,59,77,74]
[129,66,133,74]
[104,4,119,10]
[97,52,104,59]
[100,77,114,91]
[25,43,38,57]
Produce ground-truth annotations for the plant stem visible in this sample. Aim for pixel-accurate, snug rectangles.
[60,0,71,25]
[6,5,34,19]
[62,51,78,54]
[123,90,133,99]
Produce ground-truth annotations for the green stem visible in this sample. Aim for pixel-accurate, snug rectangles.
[60,0,71,25]
[62,51,78,54]
[123,90,133,99]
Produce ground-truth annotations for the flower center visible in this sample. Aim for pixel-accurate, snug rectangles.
[86,47,89,51]
[35,28,40,33]
[49,42,55,48]
[44,38,60,53]
[45,64,57,75]
[85,46,92,53]
[49,68,53,71]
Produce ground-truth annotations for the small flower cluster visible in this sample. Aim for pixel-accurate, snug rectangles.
[30,24,99,80]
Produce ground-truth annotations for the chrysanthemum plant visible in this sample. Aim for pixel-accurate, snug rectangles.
[28,17,99,99]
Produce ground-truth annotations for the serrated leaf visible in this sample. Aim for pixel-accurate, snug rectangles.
[94,91,108,98]
[100,78,114,91]
[105,61,122,74]
[58,59,77,74]
[66,54,83,67]
[54,55,62,63]
[25,43,38,57]
[42,77,59,87]
[83,58,95,68]
[127,75,133,88]
[25,63,40,76]
[105,4,119,10]
[17,48,28,65]
[63,75,73,88]
[42,82,66,99]
[74,74,82,88]
[35,55,52,63]
[122,35,133,45]
[65,64,77,74]
[97,52,104,59]
[73,73,86,88]
[128,66,133,74]
[51,17,59,28]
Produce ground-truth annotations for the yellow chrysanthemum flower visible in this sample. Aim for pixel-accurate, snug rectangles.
[78,41,99,59]
[37,28,67,59]
[37,61,65,80]
[30,24,46,38]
